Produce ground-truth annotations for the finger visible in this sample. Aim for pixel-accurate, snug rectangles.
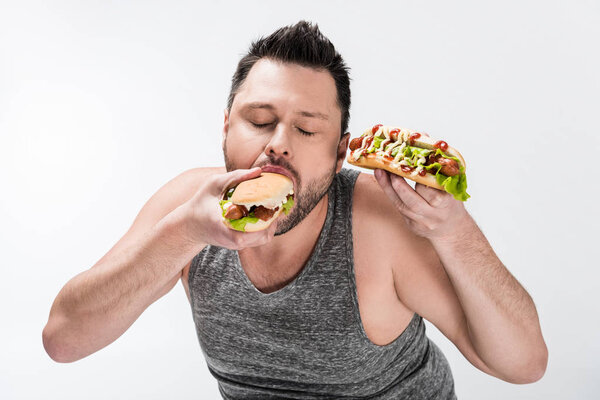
[213,167,262,197]
[222,215,279,245]
[373,169,421,220]
[227,227,271,248]
[251,221,278,246]
[253,221,278,246]
[267,219,278,238]
[386,172,432,214]
[414,183,450,208]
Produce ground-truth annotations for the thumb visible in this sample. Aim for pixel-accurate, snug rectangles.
[213,167,263,197]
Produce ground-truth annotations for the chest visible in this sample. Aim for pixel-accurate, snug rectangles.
[236,228,414,347]
[238,250,311,294]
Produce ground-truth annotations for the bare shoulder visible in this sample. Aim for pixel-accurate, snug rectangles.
[95,166,222,261]
[94,166,225,302]
[153,166,225,206]
[352,171,442,297]
[352,171,411,238]
[136,166,226,303]
[350,172,421,344]
[351,172,412,286]
[127,166,225,234]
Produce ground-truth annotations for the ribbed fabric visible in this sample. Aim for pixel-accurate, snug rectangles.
[188,168,456,399]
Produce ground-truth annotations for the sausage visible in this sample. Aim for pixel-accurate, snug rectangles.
[349,137,364,151]
[224,204,248,219]
[426,155,460,177]
[438,158,460,176]
[253,206,279,221]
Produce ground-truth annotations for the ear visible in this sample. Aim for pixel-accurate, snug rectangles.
[336,132,351,174]
[222,108,230,143]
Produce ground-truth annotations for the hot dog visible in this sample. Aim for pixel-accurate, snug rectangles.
[347,124,470,201]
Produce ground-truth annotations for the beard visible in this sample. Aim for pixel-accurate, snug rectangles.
[223,138,336,236]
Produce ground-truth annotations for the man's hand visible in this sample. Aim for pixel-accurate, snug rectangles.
[373,168,470,242]
[181,167,277,250]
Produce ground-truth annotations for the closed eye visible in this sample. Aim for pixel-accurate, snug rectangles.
[252,121,315,136]
[251,122,274,129]
[297,127,315,136]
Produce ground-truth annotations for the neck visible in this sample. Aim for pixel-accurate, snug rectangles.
[240,193,329,260]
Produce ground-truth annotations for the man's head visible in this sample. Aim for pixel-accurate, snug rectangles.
[226,21,351,136]
[222,21,351,235]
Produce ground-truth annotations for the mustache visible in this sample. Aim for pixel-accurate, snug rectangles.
[256,156,300,184]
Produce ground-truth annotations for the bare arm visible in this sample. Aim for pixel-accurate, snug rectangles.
[374,169,548,383]
[429,215,547,383]
[42,205,202,362]
[42,166,275,363]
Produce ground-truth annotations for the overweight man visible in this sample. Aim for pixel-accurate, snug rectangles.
[43,21,548,399]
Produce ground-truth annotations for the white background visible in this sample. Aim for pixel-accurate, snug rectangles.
[1,1,599,399]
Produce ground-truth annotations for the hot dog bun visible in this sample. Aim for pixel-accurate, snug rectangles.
[405,134,467,171]
[349,153,445,190]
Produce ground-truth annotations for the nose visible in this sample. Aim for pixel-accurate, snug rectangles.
[264,125,291,159]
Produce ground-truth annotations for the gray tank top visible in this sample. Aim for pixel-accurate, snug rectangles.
[188,168,456,399]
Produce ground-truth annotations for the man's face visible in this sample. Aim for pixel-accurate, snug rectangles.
[222,59,348,235]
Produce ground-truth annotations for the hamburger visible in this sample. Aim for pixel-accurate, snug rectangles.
[219,172,295,232]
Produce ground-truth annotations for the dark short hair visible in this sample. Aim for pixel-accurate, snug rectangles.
[227,20,351,136]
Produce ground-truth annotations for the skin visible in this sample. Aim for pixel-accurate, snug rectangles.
[42,59,548,385]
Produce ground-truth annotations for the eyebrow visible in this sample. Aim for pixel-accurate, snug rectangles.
[244,102,329,120]
[297,110,329,121]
